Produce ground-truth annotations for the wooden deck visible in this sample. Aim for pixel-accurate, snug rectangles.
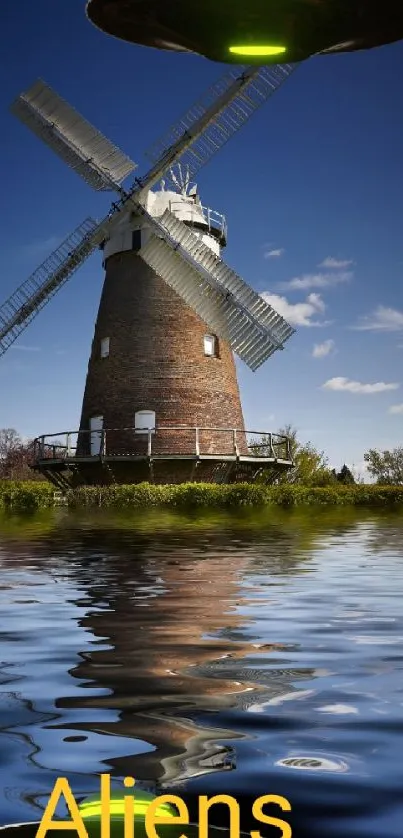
[32,426,293,488]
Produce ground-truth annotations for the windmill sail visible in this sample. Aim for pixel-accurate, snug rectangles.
[0,218,104,356]
[11,79,137,191]
[139,63,296,194]
[156,210,294,343]
[140,234,286,371]
[138,207,294,370]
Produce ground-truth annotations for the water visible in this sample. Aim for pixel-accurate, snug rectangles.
[0,508,402,836]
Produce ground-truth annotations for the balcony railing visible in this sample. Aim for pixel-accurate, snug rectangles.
[33,426,292,463]
[168,201,227,242]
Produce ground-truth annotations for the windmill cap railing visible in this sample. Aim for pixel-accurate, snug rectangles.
[33,426,292,463]
[168,201,227,243]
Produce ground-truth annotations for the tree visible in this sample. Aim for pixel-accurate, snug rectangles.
[0,428,21,461]
[364,447,403,485]
[0,428,22,478]
[254,423,337,486]
[0,428,42,480]
[333,464,356,485]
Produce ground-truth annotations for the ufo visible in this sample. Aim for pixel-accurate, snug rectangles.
[86,0,403,64]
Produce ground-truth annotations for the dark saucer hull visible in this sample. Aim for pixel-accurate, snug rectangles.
[86,0,403,64]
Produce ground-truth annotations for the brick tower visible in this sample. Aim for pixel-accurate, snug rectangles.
[77,185,248,480]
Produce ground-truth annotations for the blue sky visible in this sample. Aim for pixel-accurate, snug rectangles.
[0,0,402,476]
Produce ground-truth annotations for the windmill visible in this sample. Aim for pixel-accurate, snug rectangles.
[1,64,298,487]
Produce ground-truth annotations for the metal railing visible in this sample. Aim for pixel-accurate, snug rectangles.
[168,201,227,241]
[33,426,292,463]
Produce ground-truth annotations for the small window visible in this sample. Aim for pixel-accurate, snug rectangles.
[100,337,110,358]
[135,409,156,434]
[132,230,142,251]
[204,334,217,356]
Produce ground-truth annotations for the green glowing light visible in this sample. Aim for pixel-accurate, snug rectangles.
[228,45,287,56]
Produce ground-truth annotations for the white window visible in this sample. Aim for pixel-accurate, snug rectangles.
[100,337,110,358]
[135,410,156,434]
[89,415,103,456]
[204,334,217,356]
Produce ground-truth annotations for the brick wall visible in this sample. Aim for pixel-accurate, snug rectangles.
[78,250,247,456]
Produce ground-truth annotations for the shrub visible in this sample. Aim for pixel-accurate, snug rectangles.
[0,480,55,511]
[67,483,403,509]
[1,480,403,513]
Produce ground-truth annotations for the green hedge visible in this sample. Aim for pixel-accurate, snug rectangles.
[0,480,56,511]
[68,483,403,509]
[1,480,403,512]
[68,482,271,509]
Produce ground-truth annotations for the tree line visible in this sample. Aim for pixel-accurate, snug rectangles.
[255,424,403,486]
[0,426,402,485]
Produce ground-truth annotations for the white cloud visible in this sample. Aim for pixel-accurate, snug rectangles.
[312,339,335,358]
[277,271,352,291]
[389,404,403,414]
[322,377,399,394]
[353,306,403,331]
[10,344,40,352]
[261,291,328,327]
[264,248,284,259]
[319,257,354,269]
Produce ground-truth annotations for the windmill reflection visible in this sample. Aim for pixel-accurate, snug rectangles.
[45,526,314,785]
[0,517,326,790]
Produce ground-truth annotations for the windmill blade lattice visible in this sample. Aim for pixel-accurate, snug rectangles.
[11,79,137,191]
[139,63,296,195]
[138,207,295,370]
[0,218,103,356]
[156,210,294,344]
[141,235,287,371]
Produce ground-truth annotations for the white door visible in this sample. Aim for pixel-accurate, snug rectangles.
[135,410,156,434]
[90,415,103,456]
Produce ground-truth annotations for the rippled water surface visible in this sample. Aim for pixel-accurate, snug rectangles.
[0,508,403,836]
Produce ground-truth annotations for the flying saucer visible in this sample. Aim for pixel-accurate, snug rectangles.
[86,0,403,64]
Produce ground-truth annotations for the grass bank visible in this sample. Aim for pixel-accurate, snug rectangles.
[1,480,403,511]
